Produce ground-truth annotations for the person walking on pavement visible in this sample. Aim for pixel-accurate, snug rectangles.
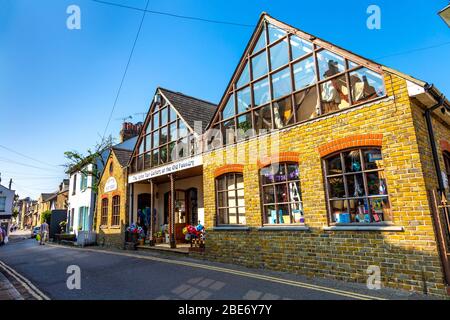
[40,221,49,245]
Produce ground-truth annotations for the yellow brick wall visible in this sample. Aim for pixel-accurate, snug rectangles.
[201,72,448,297]
[96,152,128,249]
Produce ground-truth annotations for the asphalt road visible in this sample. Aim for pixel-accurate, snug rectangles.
[0,238,431,300]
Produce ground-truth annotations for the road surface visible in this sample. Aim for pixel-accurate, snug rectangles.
[0,237,430,300]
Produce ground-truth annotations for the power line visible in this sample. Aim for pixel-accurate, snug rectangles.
[0,157,63,173]
[0,144,59,168]
[101,0,150,141]
[375,41,450,60]
[91,0,255,28]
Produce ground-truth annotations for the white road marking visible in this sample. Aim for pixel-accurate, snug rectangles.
[0,260,50,300]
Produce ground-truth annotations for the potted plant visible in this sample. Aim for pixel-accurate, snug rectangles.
[154,231,163,243]
[59,221,67,233]
[126,224,144,244]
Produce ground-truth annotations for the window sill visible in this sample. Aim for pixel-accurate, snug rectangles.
[100,225,108,230]
[110,226,120,229]
[213,226,250,231]
[323,225,404,232]
[258,225,310,231]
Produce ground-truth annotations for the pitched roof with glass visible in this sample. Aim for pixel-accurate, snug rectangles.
[207,13,388,145]
[129,88,217,173]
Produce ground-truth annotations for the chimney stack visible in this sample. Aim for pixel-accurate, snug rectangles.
[119,122,143,143]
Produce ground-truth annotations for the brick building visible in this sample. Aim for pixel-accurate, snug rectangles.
[96,147,133,248]
[195,13,450,297]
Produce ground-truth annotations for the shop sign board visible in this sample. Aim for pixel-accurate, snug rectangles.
[104,177,118,193]
[128,156,202,183]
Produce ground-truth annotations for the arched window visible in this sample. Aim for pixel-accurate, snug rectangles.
[216,173,246,225]
[101,198,108,226]
[260,163,304,225]
[112,196,120,226]
[323,148,391,224]
[109,162,113,174]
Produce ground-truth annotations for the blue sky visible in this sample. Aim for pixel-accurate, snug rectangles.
[1,0,449,199]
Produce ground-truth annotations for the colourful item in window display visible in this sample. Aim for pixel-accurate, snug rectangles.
[335,213,350,223]
[293,210,303,223]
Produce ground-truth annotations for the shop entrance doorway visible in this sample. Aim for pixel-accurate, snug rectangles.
[137,193,151,235]
[164,188,198,243]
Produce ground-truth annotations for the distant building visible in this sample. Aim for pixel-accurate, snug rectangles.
[0,182,16,236]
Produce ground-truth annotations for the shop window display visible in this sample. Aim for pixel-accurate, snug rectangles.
[323,148,391,224]
[260,163,304,225]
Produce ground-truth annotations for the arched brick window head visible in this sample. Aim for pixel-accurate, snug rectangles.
[318,134,383,158]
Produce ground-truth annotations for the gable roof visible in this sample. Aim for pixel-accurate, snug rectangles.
[206,12,450,130]
[40,193,55,202]
[112,147,133,168]
[205,12,413,129]
[128,87,218,166]
[158,87,217,133]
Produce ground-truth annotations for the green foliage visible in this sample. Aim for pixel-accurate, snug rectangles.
[63,135,115,194]
[12,209,19,219]
[41,210,52,224]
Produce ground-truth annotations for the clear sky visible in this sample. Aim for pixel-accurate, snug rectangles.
[1,0,449,199]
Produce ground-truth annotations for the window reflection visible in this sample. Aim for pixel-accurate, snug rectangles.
[253,77,270,107]
[270,40,289,71]
[317,50,345,80]
[295,87,319,122]
[237,62,250,88]
[268,24,286,44]
[320,75,349,114]
[254,104,272,133]
[223,119,235,145]
[293,56,316,90]
[273,96,293,129]
[290,35,313,60]
[252,26,266,54]
[236,113,253,141]
[237,86,251,114]
[350,68,385,103]
[222,94,235,120]
[251,51,268,80]
[271,67,291,99]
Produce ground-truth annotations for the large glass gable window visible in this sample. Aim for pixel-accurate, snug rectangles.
[131,95,196,173]
[210,21,386,148]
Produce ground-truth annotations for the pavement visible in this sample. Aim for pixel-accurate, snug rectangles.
[0,270,23,300]
[0,237,441,300]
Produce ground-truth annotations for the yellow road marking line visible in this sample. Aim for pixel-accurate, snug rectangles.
[0,260,50,300]
[47,244,385,300]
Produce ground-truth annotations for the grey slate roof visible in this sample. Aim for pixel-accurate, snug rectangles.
[112,148,133,168]
[159,88,217,133]
[41,193,55,202]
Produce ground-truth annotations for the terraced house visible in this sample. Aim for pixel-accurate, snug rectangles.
[195,13,450,297]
